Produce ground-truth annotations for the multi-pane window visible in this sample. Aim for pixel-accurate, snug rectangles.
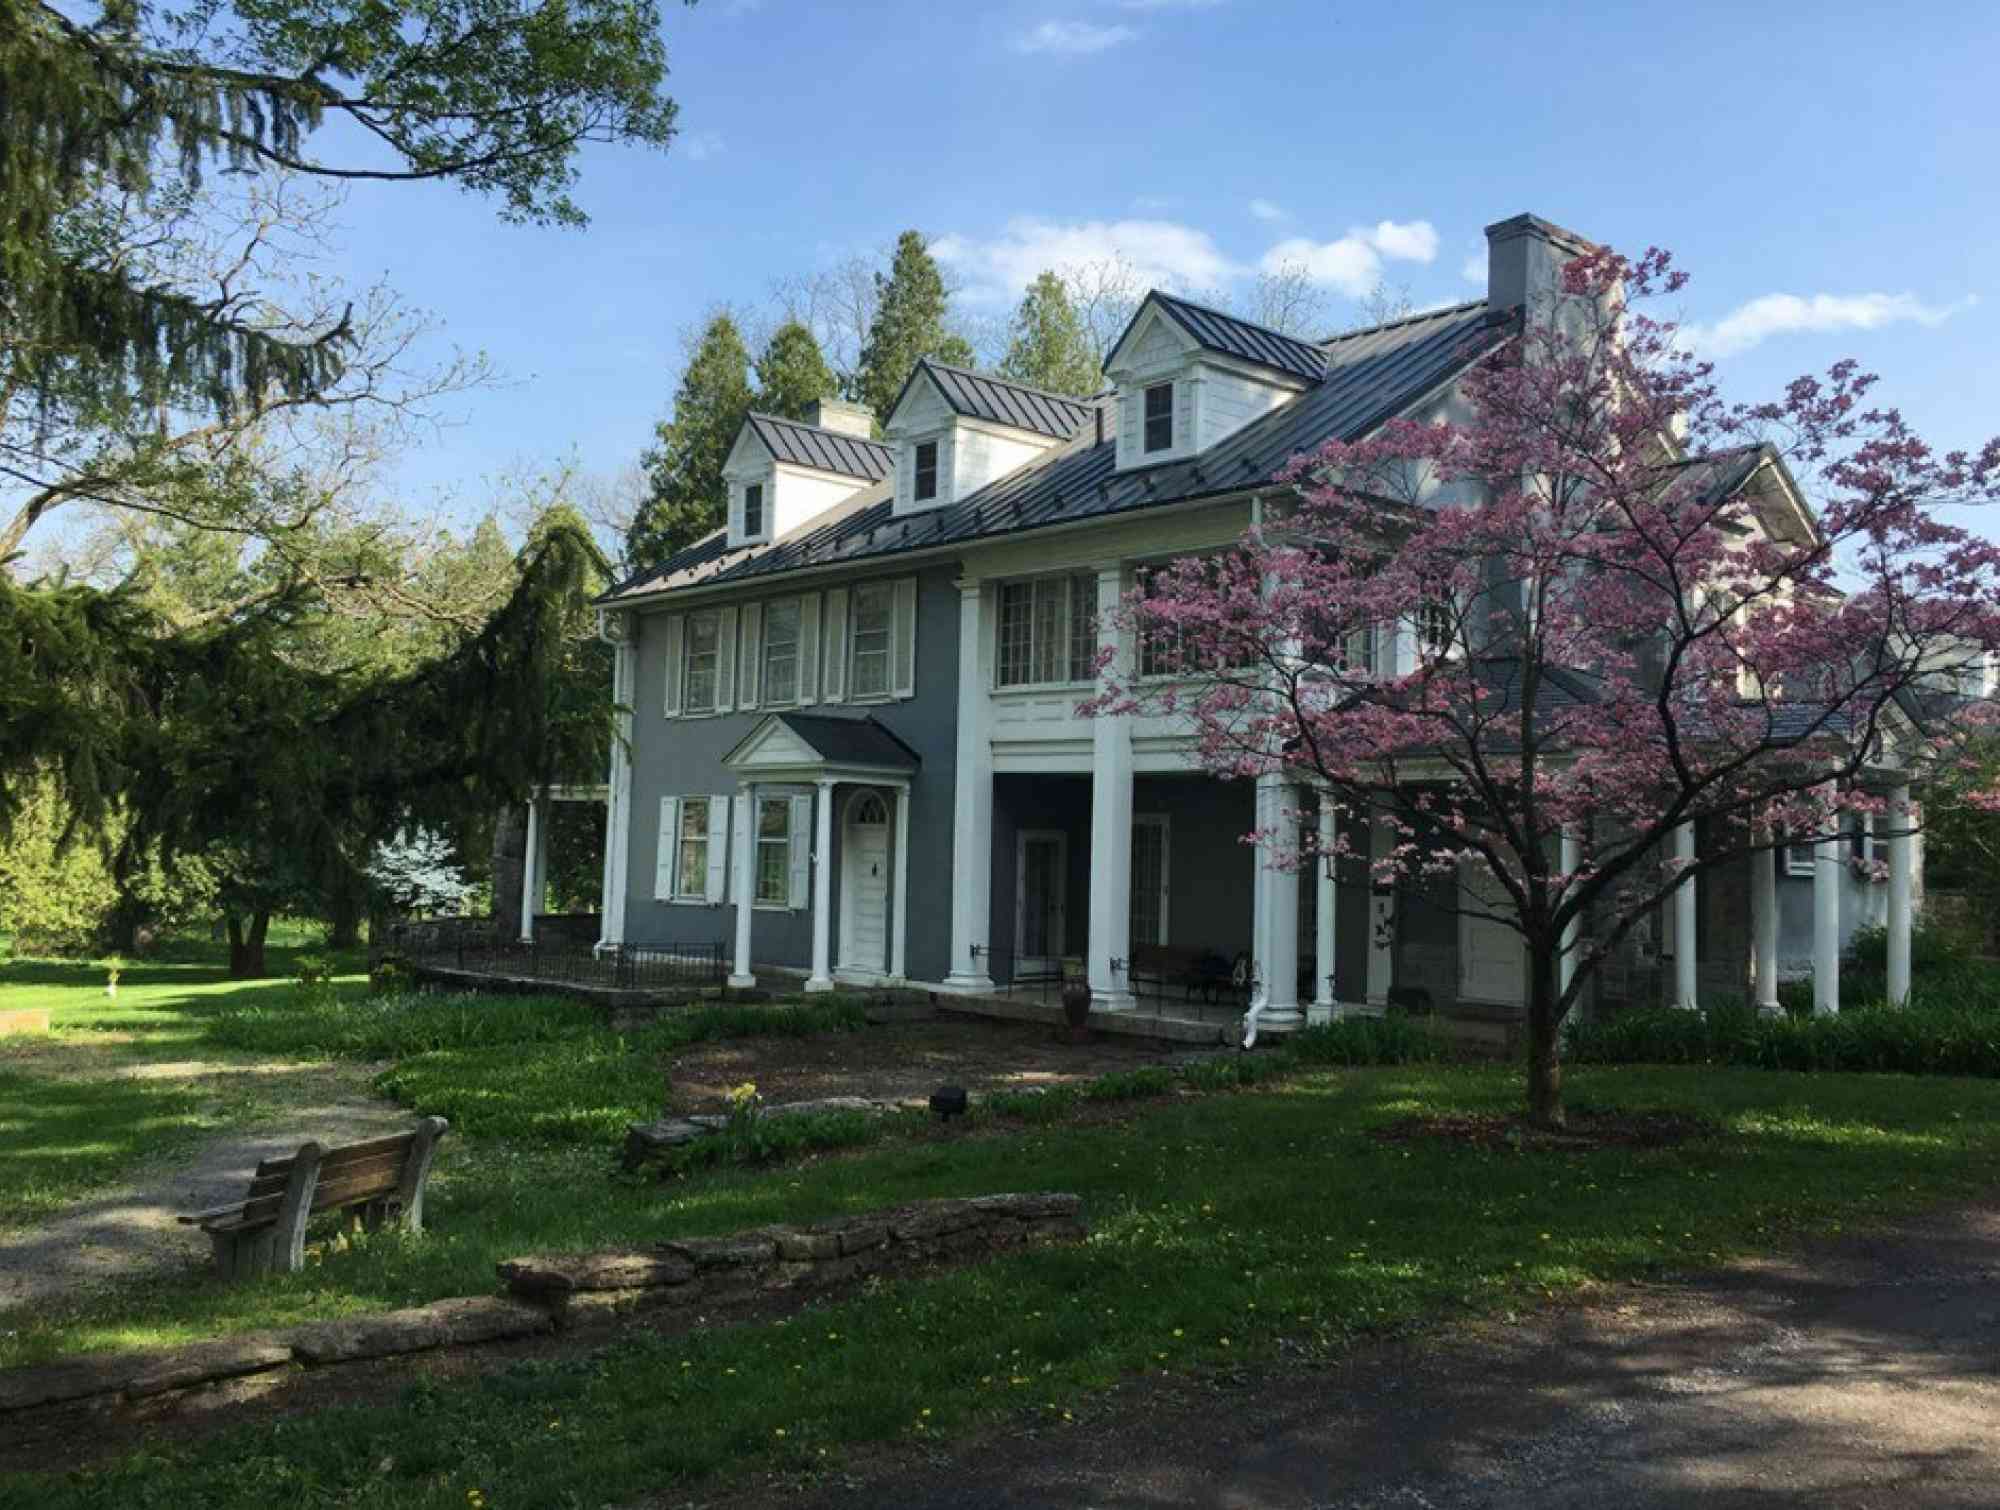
[914,440,939,502]
[743,482,764,538]
[1131,817,1168,948]
[763,599,800,705]
[675,798,710,901]
[850,583,893,699]
[683,610,721,713]
[1143,383,1173,453]
[997,575,1096,687]
[755,798,791,906]
[1417,597,1456,659]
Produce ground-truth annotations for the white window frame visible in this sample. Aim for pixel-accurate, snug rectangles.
[1130,813,1171,948]
[762,597,801,707]
[743,481,765,540]
[913,439,940,502]
[995,573,1096,689]
[849,581,895,701]
[754,795,794,909]
[1785,839,1816,878]
[1143,381,1174,454]
[673,796,712,902]
[683,609,722,714]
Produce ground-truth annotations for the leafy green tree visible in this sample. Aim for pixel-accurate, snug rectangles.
[854,231,974,425]
[754,320,839,423]
[1000,271,1102,397]
[628,313,753,564]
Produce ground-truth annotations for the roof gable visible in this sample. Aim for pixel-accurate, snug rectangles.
[1106,290,1329,385]
[742,413,893,482]
[885,358,1093,441]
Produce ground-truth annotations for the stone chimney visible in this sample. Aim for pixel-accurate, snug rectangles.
[806,397,875,439]
[1483,213,1599,314]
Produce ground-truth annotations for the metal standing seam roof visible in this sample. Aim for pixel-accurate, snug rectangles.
[744,412,893,482]
[771,712,920,769]
[903,359,1096,440]
[1143,290,1329,383]
[601,298,1510,606]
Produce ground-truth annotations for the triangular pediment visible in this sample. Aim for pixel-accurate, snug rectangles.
[722,715,823,772]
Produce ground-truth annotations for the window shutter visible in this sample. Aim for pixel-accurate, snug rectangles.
[797,594,821,705]
[822,588,849,703]
[704,795,730,903]
[654,796,679,899]
[662,616,684,717]
[788,794,813,909]
[714,605,738,714]
[892,577,918,698]
[739,603,763,710]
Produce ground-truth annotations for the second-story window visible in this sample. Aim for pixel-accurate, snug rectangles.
[997,575,1096,687]
[1144,382,1173,453]
[762,598,800,705]
[683,610,721,713]
[914,440,939,502]
[743,482,764,538]
[850,582,893,698]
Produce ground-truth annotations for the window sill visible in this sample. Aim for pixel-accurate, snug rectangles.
[752,901,797,914]
[991,680,1095,697]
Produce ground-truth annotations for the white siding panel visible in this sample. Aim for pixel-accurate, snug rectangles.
[703,796,730,903]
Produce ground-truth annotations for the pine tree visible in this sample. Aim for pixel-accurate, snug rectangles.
[854,231,975,425]
[628,314,754,565]
[1000,271,1102,398]
[755,320,839,423]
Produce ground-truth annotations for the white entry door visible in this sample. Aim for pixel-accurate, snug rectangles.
[1016,829,1068,971]
[840,791,891,975]
[1459,860,1526,1007]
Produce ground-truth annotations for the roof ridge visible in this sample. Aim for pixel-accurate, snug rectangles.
[917,357,1096,410]
[1151,288,1320,352]
[747,410,892,447]
[1319,298,1490,347]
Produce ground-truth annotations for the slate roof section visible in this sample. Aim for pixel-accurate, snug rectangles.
[904,359,1095,440]
[1144,290,1329,383]
[745,413,893,482]
[602,298,1509,606]
[773,713,919,769]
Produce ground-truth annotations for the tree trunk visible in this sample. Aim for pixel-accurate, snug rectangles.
[327,884,363,950]
[492,804,527,942]
[228,910,272,977]
[1525,938,1565,1129]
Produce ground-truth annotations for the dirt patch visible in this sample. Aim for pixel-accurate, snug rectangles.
[664,1017,1215,1116]
[1369,1108,1719,1153]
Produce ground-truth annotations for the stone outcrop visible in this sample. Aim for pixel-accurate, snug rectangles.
[621,1095,903,1170]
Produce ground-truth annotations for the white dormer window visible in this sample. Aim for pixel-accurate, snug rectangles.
[914,440,939,502]
[1144,382,1174,453]
[743,482,764,540]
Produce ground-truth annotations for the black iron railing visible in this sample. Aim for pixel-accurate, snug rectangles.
[379,919,728,995]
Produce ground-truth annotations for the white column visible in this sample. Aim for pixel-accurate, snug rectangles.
[1752,843,1780,1016]
[1087,563,1136,1011]
[1672,822,1699,1010]
[1249,775,1303,1029]
[806,777,836,993]
[1366,816,1396,1008]
[1812,788,1841,1016]
[596,631,635,951]
[728,784,757,988]
[945,581,995,991]
[891,780,911,984]
[1558,826,1581,1008]
[519,798,543,943]
[1311,800,1338,1024]
[1887,784,1913,1006]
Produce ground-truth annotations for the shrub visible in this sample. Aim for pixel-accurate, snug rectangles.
[1289,1014,1452,1066]
[1567,994,2000,1077]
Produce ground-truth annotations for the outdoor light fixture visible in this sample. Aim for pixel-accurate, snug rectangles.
[929,1085,968,1122]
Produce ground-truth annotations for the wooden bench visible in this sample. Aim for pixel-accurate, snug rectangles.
[177,1118,449,1279]
[1128,944,1243,1005]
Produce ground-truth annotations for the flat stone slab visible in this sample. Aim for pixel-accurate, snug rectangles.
[0,1353,139,1413]
[287,1297,549,1365]
[124,1336,294,1399]
[623,1096,902,1168]
[499,1248,697,1295]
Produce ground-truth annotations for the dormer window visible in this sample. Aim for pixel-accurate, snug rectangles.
[743,482,764,539]
[1144,383,1174,453]
[914,440,939,502]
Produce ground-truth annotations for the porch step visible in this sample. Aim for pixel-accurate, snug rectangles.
[937,995,1230,1046]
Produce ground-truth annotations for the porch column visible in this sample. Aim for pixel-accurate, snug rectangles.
[1751,842,1780,1016]
[1812,786,1841,1016]
[1672,822,1699,1010]
[1250,775,1302,1028]
[729,783,757,988]
[1366,816,1396,1008]
[1088,563,1136,1011]
[891,780,911,983]
[1558,826,1581,1007]
[596,626,635,951]
[519,796,544,944]
[945,580,996,992]
[1887,783,1913,1006]
[1311,800,1338,1024]
[806,778,836,993]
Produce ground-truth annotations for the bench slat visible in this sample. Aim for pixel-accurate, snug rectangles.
[252,1130,416,1182]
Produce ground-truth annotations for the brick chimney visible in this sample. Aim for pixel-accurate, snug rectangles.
[1483,213,1599,315]
[806,397,875,439]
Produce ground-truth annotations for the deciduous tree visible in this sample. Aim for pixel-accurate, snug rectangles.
[1000,271,1101,398]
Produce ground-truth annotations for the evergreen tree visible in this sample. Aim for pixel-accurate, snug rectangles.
[754,320,839,423]
[628,314,753,565]
[854,231,975,425]
[999,271,1102,397]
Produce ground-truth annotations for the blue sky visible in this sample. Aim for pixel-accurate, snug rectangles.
[320,0,1999,525]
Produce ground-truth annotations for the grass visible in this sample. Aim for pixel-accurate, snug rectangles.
[0,1071,218,1227]
[8,1062,2000,1508]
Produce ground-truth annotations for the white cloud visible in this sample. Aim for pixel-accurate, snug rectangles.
[1682,291,1974,359]
[680,129,724,162]
[934,216,1242,305]
[1013,19,1139,54]
[1248,198,1290,224]
[1460,251,1486,285]
[1259,219,1440,297]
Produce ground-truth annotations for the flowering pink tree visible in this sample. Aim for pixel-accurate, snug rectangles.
[1094,248,2000,1127]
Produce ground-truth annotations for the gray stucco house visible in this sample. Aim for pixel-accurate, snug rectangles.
[568,211,1923,1032]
